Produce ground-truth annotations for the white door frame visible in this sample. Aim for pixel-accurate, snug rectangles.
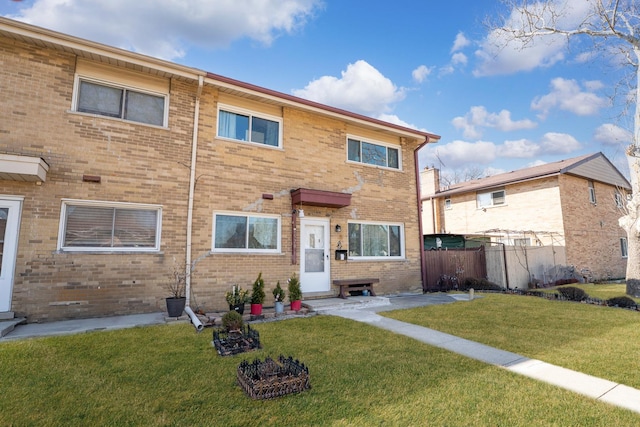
[0,198,22,313]
[299,217,330,293]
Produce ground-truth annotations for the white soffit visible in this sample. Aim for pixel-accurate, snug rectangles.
[0,154,49,182]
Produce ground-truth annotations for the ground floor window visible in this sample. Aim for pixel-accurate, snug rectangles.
[58,200,161,251]
[213,212,280,253]
[348,221,404,259]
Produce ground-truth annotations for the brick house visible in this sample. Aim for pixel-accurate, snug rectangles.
[421,152,631,282]
[0,17,440,322]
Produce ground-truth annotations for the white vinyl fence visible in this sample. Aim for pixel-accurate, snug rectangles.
[486,245,567,289]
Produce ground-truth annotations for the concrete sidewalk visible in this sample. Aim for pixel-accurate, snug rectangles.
[2,292,640,414]
[306,294,640,415]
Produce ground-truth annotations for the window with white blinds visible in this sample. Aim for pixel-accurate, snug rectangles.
[59,200,161,251]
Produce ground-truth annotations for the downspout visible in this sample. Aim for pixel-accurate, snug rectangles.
[185,75,204,332]
[414,138,431,292]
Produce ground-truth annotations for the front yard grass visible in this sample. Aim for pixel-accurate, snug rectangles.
[1,309,639,426]
[383,292,640,390]
[538,282,640,303]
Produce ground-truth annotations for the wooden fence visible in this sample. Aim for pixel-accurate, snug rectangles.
[423,244,567,291]
[423,247,487,291]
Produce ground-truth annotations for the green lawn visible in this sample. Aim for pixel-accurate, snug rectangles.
[1,299,639,425]
[383,292,640,389]
[537,282,640,303]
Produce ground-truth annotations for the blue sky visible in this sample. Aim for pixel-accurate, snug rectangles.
[2,0,634,180]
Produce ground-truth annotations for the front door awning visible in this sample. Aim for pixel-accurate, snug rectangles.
[290,188,351,208]
[0,154,49,182]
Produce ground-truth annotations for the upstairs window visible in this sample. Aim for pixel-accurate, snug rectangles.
[217,106,282,148]
[615,191,624,208]
[444,198,452,210]
[348,138,400,169]
[76,79,166,126]
[477,189,505,209]
[348,222,403,258]
[588,180,597,204]
[621,237,628,258]
[59,200,161,252]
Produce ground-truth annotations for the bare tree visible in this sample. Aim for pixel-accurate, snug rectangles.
[439,167,486,189]
[489,0,640,295]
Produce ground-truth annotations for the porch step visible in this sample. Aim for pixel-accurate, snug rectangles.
[303,296,390,313]
[0,318,26,338]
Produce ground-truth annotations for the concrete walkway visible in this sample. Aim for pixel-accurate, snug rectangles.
[304,293,640,415]
[2,293,640,414]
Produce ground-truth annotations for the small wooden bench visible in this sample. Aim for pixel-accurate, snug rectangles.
[333,278,379,299]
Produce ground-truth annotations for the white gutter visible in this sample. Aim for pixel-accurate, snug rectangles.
[184,76,204,330]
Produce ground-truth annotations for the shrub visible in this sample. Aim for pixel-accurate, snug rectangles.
[251,272,265,304]
[288,273,302,302]
[221,310,244,332]
[460,277,503,291]
[557,286,587,302]
[478,278,503,291]
[606,296,637,309]
[460,277,480,291]
[272,281,285,302]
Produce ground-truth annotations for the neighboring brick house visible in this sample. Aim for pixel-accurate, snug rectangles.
[0,17,440,322]
[421,152,631,282]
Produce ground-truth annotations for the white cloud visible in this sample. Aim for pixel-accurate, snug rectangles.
[473,0,593,76]
[7,0,323,60]
[539,132,581,154]
[531,77,609,119]
[452,106,537,139]
[451,52,468,66]
[474,28,566,77]
[412,65,433,83]
[451,31,470,52]
[425,140,498,168]
[499,139,540,158]
[526,159,548,167]
[594,123,633,146]
[483,166,506,177]
[292,60,405,117]
[377,114,420,130]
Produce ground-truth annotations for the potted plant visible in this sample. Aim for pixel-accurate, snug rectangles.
[272,281,285,314]
[166,259,187,317]
[250,272,266,315]
[288,273,302,311]
[225,285,249,314]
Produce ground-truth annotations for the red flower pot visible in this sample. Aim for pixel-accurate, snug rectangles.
[290,300,302,311]
[250,303,263,315]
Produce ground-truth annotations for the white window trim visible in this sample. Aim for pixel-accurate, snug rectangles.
[57,199,162,252]
[212,211,282,253]
[216,104,283,149]
[71,75,169,128]
[588,180,597,204]
[476,189,506,209]
[346,135,403,171]
[347,220,405,260]
[615,191,624,208]
[444,198,452,210]
[621,237,628,258]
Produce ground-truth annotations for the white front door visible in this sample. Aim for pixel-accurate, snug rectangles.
[0,199,22,313]
[299,218,330,293]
